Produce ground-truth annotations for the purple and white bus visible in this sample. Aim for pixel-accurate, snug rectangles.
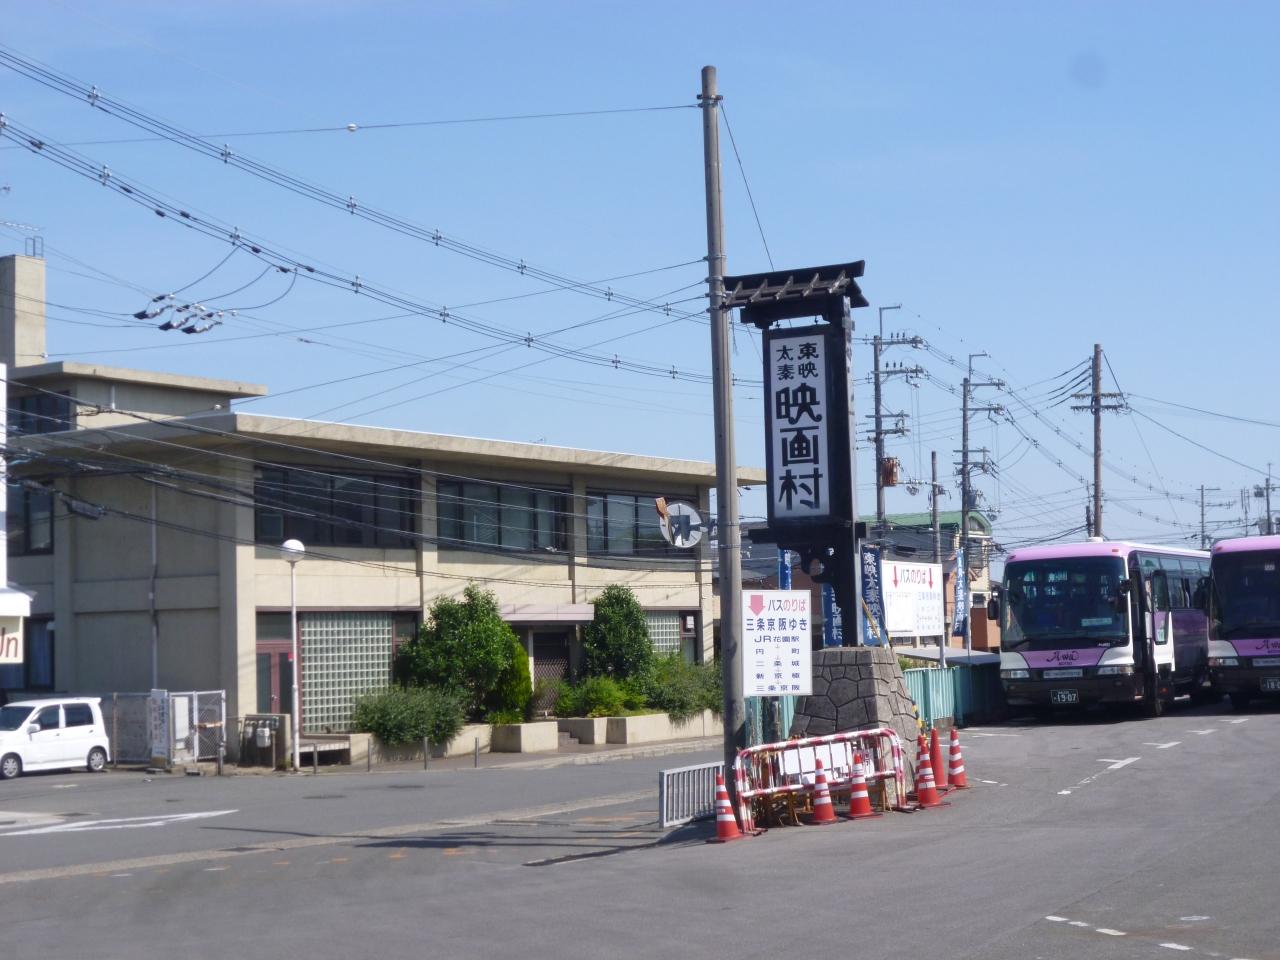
[1208,535,1280,710]
[992,540,1211,717]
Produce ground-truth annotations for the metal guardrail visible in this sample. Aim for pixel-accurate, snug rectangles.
[659,759,724,828]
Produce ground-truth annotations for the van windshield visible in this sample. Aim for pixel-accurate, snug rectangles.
[1002,556,1129,650]
[0,705,35,731]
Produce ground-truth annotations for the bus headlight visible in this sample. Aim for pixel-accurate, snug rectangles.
[1208,657,1239,667]
[1096,665,1134,676]
[1001,669,1030,680]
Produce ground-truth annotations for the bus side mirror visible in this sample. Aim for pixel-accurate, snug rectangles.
[986,597,1000,621]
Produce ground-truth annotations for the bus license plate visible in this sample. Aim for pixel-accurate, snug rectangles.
[1254,657,1280,667]
[1050,689,1079,704]
[1044,668,1083,679]
[1262,678,1280,692]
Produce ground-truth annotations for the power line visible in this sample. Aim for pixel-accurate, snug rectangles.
[719,103,773,270]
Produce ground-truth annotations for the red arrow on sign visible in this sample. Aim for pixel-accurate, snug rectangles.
[892,565,899,588]
[747,594,765,616]
[928,568,933,589]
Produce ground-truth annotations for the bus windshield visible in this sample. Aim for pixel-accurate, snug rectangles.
[1212,550,1280,640]
[1002,556,1128,651]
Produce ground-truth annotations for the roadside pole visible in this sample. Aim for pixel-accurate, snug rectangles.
[700,65,746,799]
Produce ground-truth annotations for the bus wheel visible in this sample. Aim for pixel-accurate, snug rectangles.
[1189,674,1218,705]
[1229,692,1250,712]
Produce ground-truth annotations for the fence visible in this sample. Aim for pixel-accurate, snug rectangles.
[103,693,152,764]
[93,690,227,766]
[903,664,1005,726]
[658,760,725,828]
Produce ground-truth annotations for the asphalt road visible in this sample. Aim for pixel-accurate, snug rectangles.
[2,699,1277,960]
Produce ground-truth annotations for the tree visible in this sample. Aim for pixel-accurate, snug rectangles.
[395,584,520,720]
[582,584,652,680]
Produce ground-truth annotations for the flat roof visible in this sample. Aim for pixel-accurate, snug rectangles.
[1212,535,1280,555]
[25,410,767,486]
[11,361,268,398]
[1005,540,1208,564]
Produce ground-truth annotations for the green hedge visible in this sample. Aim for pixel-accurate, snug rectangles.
[351,686,465,746]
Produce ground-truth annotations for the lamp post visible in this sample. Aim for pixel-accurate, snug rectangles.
[281,538,305,772]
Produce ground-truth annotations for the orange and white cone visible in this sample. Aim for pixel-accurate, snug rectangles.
[930,727,951,792]
[948,727,969,789]
[914,752,948,809]
[810,758,838,825]
[846,752,882,820]
[707,772,744,843]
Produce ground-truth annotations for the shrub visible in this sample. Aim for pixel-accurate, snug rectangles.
[582,585,652,680]
[559,676,627,718]
[642,655,723,722]
[483,633,532,721]
[351,686,465,747]
[484,708,526,725]
[395,585,521,720]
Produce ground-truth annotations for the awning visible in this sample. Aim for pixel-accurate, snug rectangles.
[0,585,32,619]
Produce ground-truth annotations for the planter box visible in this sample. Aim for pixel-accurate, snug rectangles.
[491,720,559,753]
[557,717,608,745]
[605,709,722,745]
[366,723,492,764]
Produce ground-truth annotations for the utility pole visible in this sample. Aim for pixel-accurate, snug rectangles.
[1071,344,1124,538]
[869,306,921,529]
[699,66,744,794]
[1199,485,1221,549]
[959,353,1003,654]
[1253,467,1276,536]
[930,450,947,667]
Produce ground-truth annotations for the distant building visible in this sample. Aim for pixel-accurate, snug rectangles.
[0,255,765,732]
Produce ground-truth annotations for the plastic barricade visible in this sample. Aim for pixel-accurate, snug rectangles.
[734,727,907,832]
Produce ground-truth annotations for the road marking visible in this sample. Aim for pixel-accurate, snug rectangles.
[329,857,349,863]
[0,789,654,886]
[1096,929,1125,936]
[0,810,238,837]
[52,784,78,790]
[203,866,227,873]
[1057,790,1072,795]
[1068,920,1091,927]
[1217,718,1248,724]
[1097,757,1141,770]
[1188,729,1218,735]
[272,861,289,866]
[1160,943,1192,951]
[1181,916,1211,922]
[1044,916,1068,922]
[1144,742,1182,749]
[110,873,133,878]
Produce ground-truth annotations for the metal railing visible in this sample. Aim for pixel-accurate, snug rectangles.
[659,760,724,828]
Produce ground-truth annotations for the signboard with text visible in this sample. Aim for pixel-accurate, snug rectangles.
[742,590,813,697]
[0,616,22,665]
[882,560,945,637]
[860,543,886,645]
[952,547,968,637]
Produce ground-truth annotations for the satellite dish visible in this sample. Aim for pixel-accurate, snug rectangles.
[655,498,705,549]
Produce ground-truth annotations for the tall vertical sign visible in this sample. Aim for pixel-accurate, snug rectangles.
[860,543,886,645]
[821,583,844,647]
[952,546,969,638]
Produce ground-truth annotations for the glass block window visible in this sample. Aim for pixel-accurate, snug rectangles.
[645,612,682,657]
[300,611,395,733]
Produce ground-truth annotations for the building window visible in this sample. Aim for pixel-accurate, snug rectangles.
[645,611,683,657]
[300,611,396,733]
[11,393,73,436]
[0,619,54,692]
[254,466,417,548]
[585,491,674,557]
[7,483,53,556]
[437,481,568,553]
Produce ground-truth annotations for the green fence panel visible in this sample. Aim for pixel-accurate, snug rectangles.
[903,667,955,725]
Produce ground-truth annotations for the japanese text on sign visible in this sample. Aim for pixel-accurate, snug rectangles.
[766,333,830,519]
[742,590,813,697]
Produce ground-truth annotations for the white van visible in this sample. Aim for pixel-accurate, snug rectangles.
[0,697,112,780]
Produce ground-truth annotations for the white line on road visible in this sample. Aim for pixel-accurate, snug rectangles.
[1144,742,1182,749]
[0,810,239,837]
[1188,729,1218,735]
[1097,757,1141,770]
[1096,929,1126,936]
[1217,718,1248,724]
[1044,916,1068,922]
[1160,943,1193,951]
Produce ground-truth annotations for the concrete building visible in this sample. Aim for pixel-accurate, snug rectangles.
[0,254,764,733]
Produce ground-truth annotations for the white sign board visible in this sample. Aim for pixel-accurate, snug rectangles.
[148,689,170,767]
[881,561,945,637]
[0,616,22,665]
[742,589,813,696]
[765,330,831,520]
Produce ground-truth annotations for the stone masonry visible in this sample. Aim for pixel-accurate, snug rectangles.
[790,646,920,751]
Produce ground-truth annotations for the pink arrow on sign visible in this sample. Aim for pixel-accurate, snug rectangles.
[928,568,934,589]
[747,594,765,616]
[892,565,899,588]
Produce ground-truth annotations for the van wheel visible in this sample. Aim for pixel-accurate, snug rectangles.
[1,753,21,780]
[87,747,107,773]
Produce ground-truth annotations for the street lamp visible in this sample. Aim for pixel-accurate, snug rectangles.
[281,538,305,772]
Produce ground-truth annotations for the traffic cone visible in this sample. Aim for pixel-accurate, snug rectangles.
[948,727,969,789]
[914,751,948,809]
[809,758,838,825]
[846,752,882,820]
[707,772,744,843]
[930,727,951,792]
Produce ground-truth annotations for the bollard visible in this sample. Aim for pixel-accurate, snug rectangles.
[422,737,429,771]
[312,746,318,776]
[474,736,479,768]
[367,741,372,772]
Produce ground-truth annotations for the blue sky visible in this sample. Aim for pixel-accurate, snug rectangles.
[2,1,1278,549]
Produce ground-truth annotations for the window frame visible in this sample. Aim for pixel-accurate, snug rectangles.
[585,490,680,558]
[436,479,569,554]
[6,482,54,556]
[253,466,419,549]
